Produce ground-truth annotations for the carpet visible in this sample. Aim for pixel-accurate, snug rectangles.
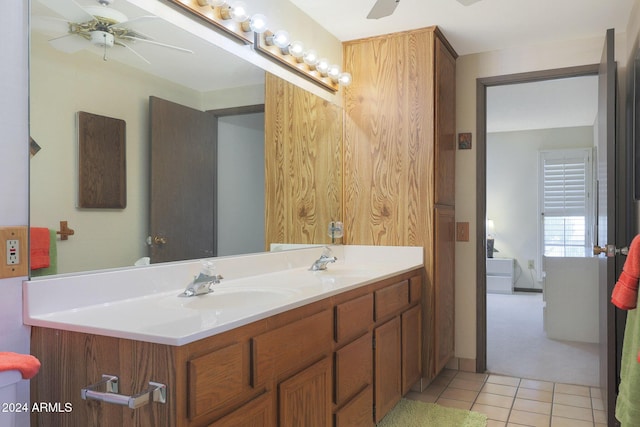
[377,399,487,427]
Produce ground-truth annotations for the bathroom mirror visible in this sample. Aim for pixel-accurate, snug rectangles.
[29,0,342,276]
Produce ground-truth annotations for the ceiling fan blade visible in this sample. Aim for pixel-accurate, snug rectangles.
[37,0,95,23]
[456,0,483,5]
[31,15,70,37]
[367,0,400,19]
[48,33,88,53]
[114,41,151,64]
[119,36,194,54]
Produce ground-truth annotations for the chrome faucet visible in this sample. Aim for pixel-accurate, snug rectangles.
[309,247,338,271]
[179,262,223,297]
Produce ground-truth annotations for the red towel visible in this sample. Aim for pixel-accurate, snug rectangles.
[0,352,41,379]
[30,227,50,270]
[612,235,640,310]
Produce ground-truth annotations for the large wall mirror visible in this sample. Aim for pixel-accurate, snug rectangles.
[29,0,343,277]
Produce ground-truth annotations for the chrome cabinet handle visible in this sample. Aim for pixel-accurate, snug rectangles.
[81,375,166,409]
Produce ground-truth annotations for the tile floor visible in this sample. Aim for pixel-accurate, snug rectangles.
[406,369,606,426]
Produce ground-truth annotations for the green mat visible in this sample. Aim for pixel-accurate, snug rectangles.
[377,399,488,427]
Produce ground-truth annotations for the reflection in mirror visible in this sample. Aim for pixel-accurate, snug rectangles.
[29,0,266,276]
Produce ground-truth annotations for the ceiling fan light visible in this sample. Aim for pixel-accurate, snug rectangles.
[90,30,114,48]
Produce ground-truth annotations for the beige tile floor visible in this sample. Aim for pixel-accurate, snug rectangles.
[406,369,607,426]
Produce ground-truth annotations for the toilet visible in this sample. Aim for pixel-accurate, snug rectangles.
[0,370,23,427]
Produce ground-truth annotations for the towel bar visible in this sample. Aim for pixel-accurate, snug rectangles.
[81,375,166,409]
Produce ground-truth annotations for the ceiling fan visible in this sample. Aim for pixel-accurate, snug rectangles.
[367,0,483,20]
[34,0,192,64]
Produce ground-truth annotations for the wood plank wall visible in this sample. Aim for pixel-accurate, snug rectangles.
[342,29,435,249]
[264,73,343,248]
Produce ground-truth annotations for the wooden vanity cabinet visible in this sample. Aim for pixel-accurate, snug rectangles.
[30,269,422,427]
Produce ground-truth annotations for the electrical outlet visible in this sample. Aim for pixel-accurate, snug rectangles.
[7,239,19,264]
[528,259,535,270]
[456,222,469,242]
[0,226,28,278]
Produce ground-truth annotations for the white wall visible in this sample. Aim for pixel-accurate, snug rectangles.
[0,2,31,425]
[217,113,266,256]
[455,32,630,361]
[487,126,594,290]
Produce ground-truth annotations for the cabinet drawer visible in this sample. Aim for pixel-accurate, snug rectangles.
[334,385,374,427]
[252,309,332,385]
[334,332,372,406]
[335,294,373,343]
[374,280,409,320]
[188,342,249,419]
[208,392,275,427]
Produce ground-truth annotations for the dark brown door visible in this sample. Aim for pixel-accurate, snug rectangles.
[595,28,620,425]
[149,96,216,263]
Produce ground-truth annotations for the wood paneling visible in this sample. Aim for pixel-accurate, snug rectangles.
[343,29,435,247]
[264,73,343,247]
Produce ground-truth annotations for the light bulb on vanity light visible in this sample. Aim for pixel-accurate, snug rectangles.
[338,72,352,86]
[272,30,291,50]
[327,64,340,81]
[303,49,319,68]
[229,2,249,22]
[209,0,228,7]
[248,14,267,33]
[289,41,305,61]
[316,58,330,76]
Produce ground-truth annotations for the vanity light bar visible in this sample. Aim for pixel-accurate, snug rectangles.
[169,0,352,92]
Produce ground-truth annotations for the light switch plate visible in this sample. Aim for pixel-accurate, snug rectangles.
[0,226,28,278]
[456,222,469,242]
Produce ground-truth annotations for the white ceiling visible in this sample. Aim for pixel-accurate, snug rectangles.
[289,0,636,56]
[487,76,599,133]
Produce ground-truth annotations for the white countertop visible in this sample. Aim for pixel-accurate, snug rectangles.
[23,245,423,346]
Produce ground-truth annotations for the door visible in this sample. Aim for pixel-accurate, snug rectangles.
[596,28,621,425]
[149,96,216,263]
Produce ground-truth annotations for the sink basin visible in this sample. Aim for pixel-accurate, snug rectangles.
[174,287,297,311]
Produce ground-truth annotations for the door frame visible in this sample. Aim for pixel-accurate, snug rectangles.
[206,104,265,256]
[475,64,601,372]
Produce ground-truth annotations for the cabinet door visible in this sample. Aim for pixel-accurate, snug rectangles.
[434,36,456,206]
[402,304,422,394]
[374,317,401,423]
[279,357,332,427]
[208,392,275,427]
[434,205,455,374]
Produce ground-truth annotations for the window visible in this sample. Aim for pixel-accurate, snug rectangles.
[539,149,593,257]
